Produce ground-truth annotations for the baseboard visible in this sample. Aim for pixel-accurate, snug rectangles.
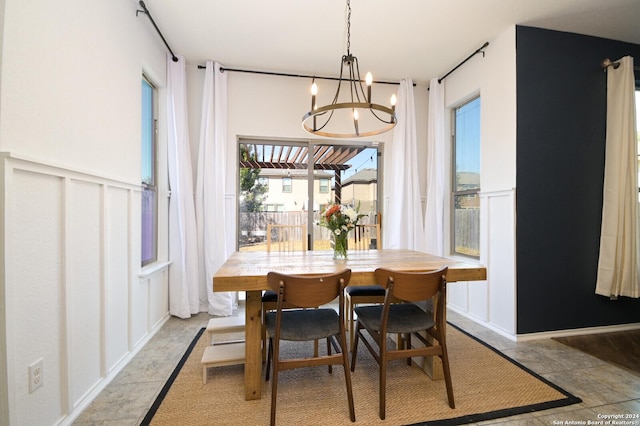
[515,322,640,342]
[449,307,640,342]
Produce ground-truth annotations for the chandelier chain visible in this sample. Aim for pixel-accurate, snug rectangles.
[346,0,351,55]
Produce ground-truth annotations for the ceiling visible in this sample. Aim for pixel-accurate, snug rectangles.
[141,0,640,85]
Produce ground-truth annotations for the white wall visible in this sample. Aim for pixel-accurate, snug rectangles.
[0,1,171,424]
[443,26,517,337]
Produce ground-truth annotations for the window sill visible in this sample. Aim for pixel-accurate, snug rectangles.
[447,254,482,264]
[139,260,172,280]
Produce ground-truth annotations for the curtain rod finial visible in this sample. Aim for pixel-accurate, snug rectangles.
[601,58,620,69]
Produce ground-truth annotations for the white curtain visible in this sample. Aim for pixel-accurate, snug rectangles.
[384,79,425,251]
[424,78,446,256]
[167,54,201,318]
[595,55,639,299]
[196,61,235,316]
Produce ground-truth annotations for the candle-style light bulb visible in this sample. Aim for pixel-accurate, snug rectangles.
[365,72,372,103]
[390,94,397,112]
[311,81,318,111]
[353,109,360,136]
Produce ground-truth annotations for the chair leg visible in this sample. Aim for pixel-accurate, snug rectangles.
[350,321,361,371]
[406,333,412,365]
[327,337,333,374]
[270,339,279,426]
[339,330,356,422]
[348,297,355,352]
[379,352,387,420]
[265,338,272,381]
[441,347,456,408]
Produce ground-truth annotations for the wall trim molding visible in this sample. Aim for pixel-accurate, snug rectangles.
[0,152,141,190]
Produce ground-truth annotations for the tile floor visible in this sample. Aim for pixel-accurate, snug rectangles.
[73,307,640,425]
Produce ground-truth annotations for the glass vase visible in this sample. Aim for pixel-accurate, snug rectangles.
[332,232,348,260]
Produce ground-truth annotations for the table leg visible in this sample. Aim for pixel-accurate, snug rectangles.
[421,296,444,380]
[244,290,263,400]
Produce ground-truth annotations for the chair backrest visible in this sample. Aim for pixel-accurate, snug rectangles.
[374,267,448,317]
[353,223,381,251]
[267,224,307,252]
[267,269,352,309]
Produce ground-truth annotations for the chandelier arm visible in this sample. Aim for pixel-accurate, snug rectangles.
[368,108,397,124]
[313,109,336,132]
[352,57,368,102]
[329,56,348,105]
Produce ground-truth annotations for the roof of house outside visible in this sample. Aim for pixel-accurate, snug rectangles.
[343,168,377,186]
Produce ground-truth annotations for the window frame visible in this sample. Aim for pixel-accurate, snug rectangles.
[281,177,292,193]
[141,75,158,266]
[237,139,382,252]
[319,178,330,194]
[451,96,481,259]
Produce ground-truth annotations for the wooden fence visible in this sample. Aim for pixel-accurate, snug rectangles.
[239,210,378,248]
[239,209,479,255]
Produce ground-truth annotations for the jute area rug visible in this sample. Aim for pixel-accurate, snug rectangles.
[142,325,580,426]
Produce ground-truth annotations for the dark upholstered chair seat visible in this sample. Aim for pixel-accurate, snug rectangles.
[265,309,340,341]
[262,290,278,302]
[345,285,385,297]
[355,303,435,334]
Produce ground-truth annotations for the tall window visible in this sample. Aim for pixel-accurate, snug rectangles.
[141,76,157,266]
[452,97,481,258]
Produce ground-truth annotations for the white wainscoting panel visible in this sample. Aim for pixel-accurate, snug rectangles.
[10,168,66,425]
[485,189,516,335]
[1,153,170,425]
[67,179,103,407]
[448,189,516,338]
[105,186,130,373]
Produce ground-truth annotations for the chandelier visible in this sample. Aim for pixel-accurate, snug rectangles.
[302,0,397,138]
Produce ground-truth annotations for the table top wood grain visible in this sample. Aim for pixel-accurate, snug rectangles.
[213,249,486,292]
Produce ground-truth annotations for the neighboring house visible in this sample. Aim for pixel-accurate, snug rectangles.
[258,168,334,212]
[341,168,379,214]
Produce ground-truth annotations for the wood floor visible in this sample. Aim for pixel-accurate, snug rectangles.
[553,329,640,375]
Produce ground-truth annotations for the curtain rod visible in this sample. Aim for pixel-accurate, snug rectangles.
[137,1,178,62]
[437,42,489,84]
[601,58,640,70]
[197,65,415,86]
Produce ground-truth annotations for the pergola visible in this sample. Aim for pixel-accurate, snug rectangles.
[239,143,366,203]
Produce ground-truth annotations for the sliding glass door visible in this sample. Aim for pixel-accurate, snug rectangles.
[238,139,381,252]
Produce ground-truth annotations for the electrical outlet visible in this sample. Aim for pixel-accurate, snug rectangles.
[29,358,43,393]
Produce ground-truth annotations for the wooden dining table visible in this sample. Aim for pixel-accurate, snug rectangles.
[213,248,487,400]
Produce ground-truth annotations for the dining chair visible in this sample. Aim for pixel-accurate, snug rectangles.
[345,222,387,351]
[350,266,454,420]
[262,223,310,362]
[264,269,356,426]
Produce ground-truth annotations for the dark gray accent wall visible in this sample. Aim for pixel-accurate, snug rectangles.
[516,26,640,334]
